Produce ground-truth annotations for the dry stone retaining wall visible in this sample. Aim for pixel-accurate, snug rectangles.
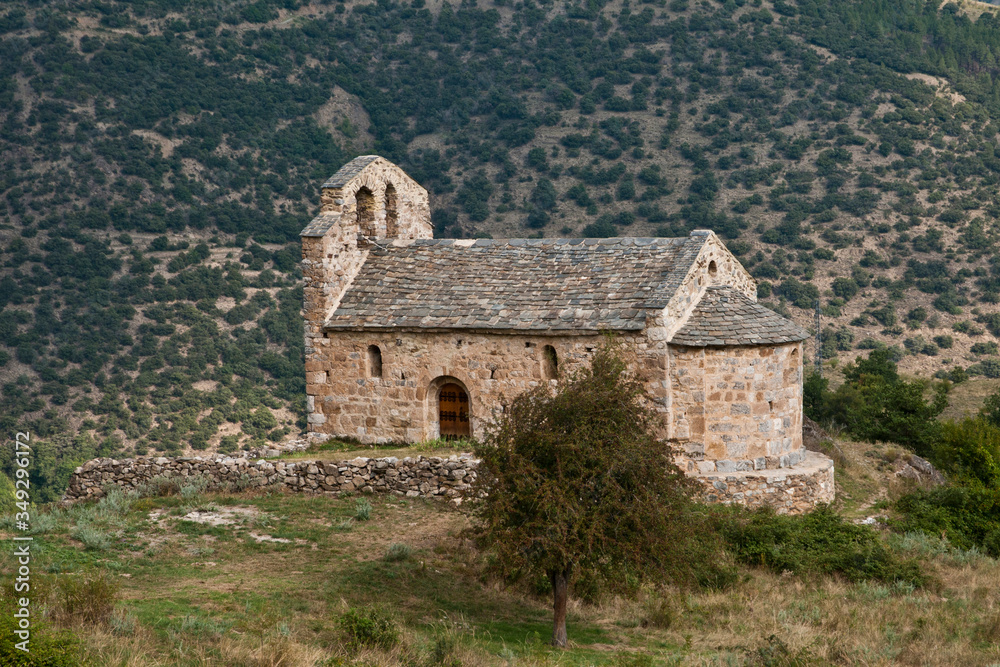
[63,448,835,515]
[63,453,478,503]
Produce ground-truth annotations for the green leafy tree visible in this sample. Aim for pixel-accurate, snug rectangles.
[931,418,1000,488]
[981,389,1000,429]
[810,349,947,455]
[472,344,704,647]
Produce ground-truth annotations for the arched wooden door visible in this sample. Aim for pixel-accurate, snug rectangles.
[438,383,470,439]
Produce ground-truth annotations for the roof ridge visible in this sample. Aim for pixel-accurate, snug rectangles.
[397,236,688,244]
[322,155,382,189]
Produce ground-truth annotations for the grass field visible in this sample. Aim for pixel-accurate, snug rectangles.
[4,438,1000,667]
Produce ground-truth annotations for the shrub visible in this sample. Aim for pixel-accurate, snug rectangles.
[0,472,15,517]
[743,635,818,667]
[716,505,924,585]
[933,335,953,349]
[0,614,81,666]
[907,307,928,325]
[953,320,984,335]
[384,543,412,562]
[808,349,947,454]
[354,498,372,521]
[775,277,819,309]
[218,435,239,454]
[54,571,120,625]
[110,609,138,636]
[338,607,399,650]
[930,418,1000,487]
[71,523,112,551]
[581,218,616,238]
[831,277,859,301]
[969,359,1000,379]
[895,485,1000,555]
[972,342,1000,356]
[180,475,211,499]
[137,475,181,497]
[981,390,1000,428]
[97,486,136,517]
[641,595,674,629]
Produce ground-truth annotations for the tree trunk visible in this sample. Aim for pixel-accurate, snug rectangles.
[550,568,570,647]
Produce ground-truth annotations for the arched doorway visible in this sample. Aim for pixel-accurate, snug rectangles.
[438,383,470,439]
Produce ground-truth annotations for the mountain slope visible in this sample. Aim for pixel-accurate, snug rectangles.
[4,0,1000,491]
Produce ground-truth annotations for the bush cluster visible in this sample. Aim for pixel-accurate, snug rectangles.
[338,607,400,650]
[806,349,947,456]
[715,505,925,586]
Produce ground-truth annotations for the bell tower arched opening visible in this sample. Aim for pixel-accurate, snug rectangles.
[356,186,375,237]
[385,183,398,237]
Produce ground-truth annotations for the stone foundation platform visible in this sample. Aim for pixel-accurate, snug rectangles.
[693,449,834,514]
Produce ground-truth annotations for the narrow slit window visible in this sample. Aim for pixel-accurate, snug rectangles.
[542,345,558,380]
[368,345,383,378]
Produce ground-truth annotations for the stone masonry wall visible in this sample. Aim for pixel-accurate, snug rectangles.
[307,330,667,443]
[62,449,834,515]
[669,341,804,473]
[63,453,478,503]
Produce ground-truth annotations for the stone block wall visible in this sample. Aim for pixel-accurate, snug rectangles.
[669,341,803,472]
[301,224,368,339]
[63,454,478,503]
[306,330,667,443]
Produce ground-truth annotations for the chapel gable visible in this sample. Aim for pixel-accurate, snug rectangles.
[304,155,432,242]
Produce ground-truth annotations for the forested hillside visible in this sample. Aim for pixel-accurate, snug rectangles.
[5,0,1000,485]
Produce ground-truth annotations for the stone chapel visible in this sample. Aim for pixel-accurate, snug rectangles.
[301,156,834,511]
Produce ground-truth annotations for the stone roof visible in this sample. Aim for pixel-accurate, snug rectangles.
[324,236,704,332]
[300,212,340,238]
[322,155,380,189]
[671,286,809,347]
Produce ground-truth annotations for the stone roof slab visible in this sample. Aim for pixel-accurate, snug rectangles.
[671,286,809,347]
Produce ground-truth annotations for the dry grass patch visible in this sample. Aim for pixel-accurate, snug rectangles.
[940,376,1000,421]
[14,486,1000,665]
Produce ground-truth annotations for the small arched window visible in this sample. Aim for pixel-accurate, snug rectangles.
[542,345,558,380]
[385,183,398,237]
[708,260,718,277]
[367,345,383,378]
[356,186,375,237]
